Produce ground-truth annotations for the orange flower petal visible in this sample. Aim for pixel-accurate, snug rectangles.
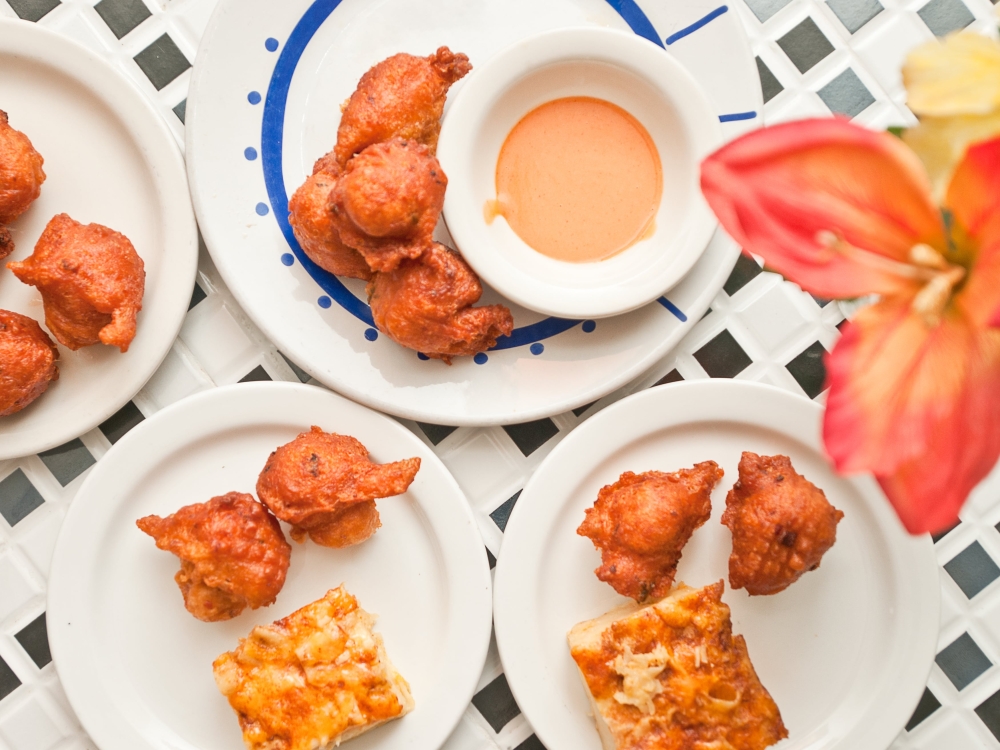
[824,300,1000,534]
[701,118,944,299]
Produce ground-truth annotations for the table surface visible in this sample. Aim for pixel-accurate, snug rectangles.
[1,1,1000,749]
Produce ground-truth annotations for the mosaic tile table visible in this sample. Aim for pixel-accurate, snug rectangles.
[2,0,1000,748]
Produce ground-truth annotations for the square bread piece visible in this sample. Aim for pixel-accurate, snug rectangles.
[213,585,414,750]
[568,581,787,750]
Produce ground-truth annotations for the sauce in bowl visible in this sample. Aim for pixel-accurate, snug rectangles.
[488,96,662,263]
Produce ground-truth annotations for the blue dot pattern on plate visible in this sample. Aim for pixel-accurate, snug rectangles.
[582,320,597,333]
[248,91,262,105]
[318,296,332,309]
[256,202,269,216]
[530,343,544,355]
[417,353,430,361]
[265,38,279,52]
[245,147,258,161]
[364,328,379,342]
[281,253,294,267]
[474,353,489,365]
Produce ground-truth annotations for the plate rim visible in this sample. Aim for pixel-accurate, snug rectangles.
[183,0,753,426]
[46,380,494,750]
[493,379,940,750]
[0,17,199,459]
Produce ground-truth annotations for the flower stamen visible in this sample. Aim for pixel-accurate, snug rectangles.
[912,264,966,327]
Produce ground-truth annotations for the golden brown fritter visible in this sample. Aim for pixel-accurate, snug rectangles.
[288,152,372,280]
[329,139,446,272]
[0,110,45,226]
[136,492,292,623]
[256,426,421,548]
[367,243,513,363]
[0,226,13,261]
[578,463,724,602]
[8,214,145,352]
[334,47,472,166]
[722,452,844,596]
[0,310,58,417]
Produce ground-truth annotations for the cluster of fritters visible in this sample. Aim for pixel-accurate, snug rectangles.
[570,452,845,750]
[0,111,145,417]
[287,48,514,363]
[136,426,420,750]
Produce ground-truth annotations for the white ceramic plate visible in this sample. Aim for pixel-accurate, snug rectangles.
[186,0,761,426]
[0,19,198,459]
[494,380,939,750]
[47,382,493,750]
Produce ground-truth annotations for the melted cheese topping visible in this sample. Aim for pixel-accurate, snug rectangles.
[213,586,413,750]
[613,644,670,714]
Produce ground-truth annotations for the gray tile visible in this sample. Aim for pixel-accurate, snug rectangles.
[39,439,95,487]
[756,57,784,104]
[827,0,883,33]
[977,688,1000,741]
[907,688,941,731]
[515,737,546,750]
[787,341,828,399]
[744,0,794,22]
[94,0,151,39]
[491,491,521,532]
[417,422,457,446]
[99,401,144,445]
[654,369,684,387]
[0,469,45,527]
[0,656,19,701]
[188,280,206,309]
[937,633,992,690]
[6,0,59,22]
[694,330,752,378]
[133,34,190,91]
[777,17,836,73]
[818,68,876,118]
[724,252,763,295]
[14,614,51,669]
[945,541,1000,599]
[173,99,187,124]
[918,0,975,36]
[280,352,311,384]
[239,365,271,383]
[503,419,558,456]
[472,674,521,732]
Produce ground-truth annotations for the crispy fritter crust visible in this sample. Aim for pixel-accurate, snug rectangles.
[256,426,420,547]
[0,226,13,260]
[722,452,844,596]
[569,582,788,750]
[136,492,291,622]
[8,214,144,352]
[213,586,413,750]
[288,152,372,280]
[367,243,513,363]
[330,139,445,272]
[0,310,58,417]
[578,463,724,602]
[334,47,471,166]
[0,110,45,225]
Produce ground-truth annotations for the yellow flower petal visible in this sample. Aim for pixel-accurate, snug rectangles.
[904,33,1000,117]
[903,112,1000,201]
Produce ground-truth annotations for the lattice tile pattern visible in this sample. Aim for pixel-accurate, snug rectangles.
[2,0,1000,748]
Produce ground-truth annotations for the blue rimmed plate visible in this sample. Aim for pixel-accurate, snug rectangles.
[186,0,761,426]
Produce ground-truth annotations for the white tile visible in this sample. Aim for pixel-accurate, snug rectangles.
[0,696,65,750]
[14,506,65,579]
[139,343,214,410]
[739,283,814,352]
[917,709,996,749]
[179,300,258,383]
[854,11,933,97]
[441,714,501,750]
[441,433,520,508]
[0,554,36,622]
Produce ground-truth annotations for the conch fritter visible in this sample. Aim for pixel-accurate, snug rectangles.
[367,243,514,363]
[213,586,413,750]
[0,110,45,250]
[288,152,372,280]
[256,426,421,548]
[8,214,145,352]
[0,310,58,417]
[578,462,724,602]
[568,581,788,750]
[334,47,471,166]
[723,452,844,596]
[136,492,291,622]
[330,139,446,272]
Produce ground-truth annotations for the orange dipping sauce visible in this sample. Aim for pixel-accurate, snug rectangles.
[489,96,662,263]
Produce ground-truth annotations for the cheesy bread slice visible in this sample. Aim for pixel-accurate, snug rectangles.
[568,581,786,750]
[214,586,413,750]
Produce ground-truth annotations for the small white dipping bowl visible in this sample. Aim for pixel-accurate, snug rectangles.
[437,27,723,320]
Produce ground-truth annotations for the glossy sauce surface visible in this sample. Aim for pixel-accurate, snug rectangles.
[491,97,662,263]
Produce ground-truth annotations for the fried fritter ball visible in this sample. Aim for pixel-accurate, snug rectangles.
[0,310,58,417]
[8,214,145,352]
[330,139,446,272]
[288,152,372,280]
[0,110,45,228]
[136,492,292,622]
[722,452,844,596]
[367,243,513,363]
[256,426,421,548]
[334,47,472,166]
[0,226,13,261]
[578,462,724,602]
